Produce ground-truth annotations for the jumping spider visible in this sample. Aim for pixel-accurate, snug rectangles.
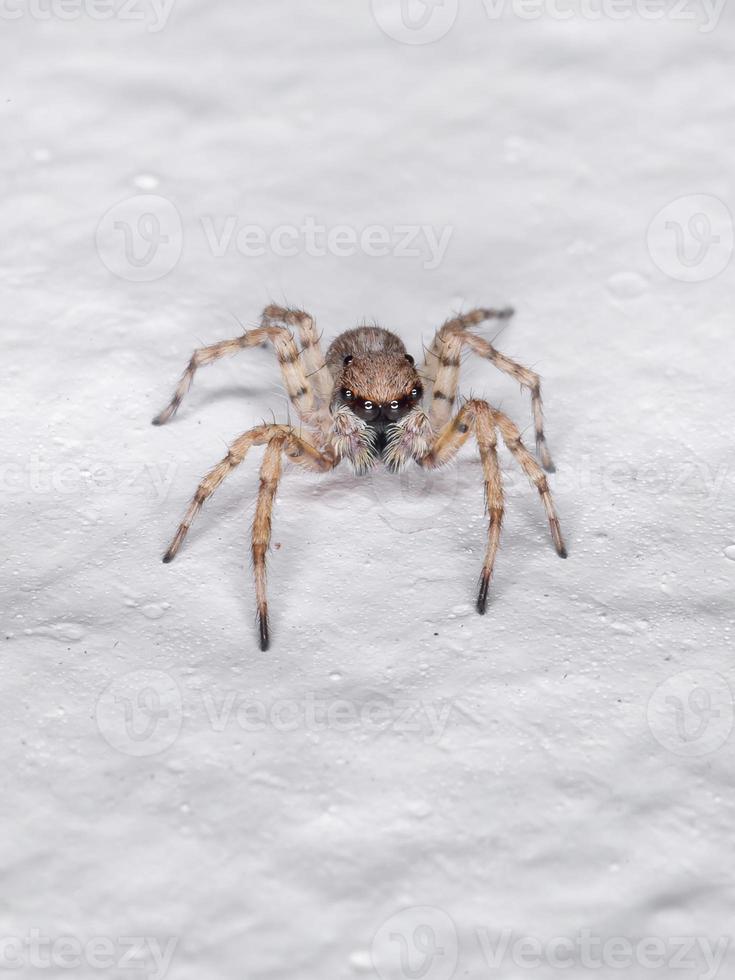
[154,304,566,650]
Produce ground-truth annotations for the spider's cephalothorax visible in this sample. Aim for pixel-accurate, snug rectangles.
[326,327,425,471]
[154,304,566,651]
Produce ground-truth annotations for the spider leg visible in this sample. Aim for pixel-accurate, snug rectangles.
[423,307,556,472]
[252,429,337,650]
[162,423,332,563]
[261,305,334,402]
[493,409,567,558]
[252,436,284,651]
[421,308,513,428]
[419,398,565,614]
[152,315,317,425]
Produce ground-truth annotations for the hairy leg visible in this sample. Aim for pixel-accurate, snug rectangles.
[153,322,316,425]
[419,400,503,611]
[457,329,554,472]
[419,398,565,612]
[262,305,334,402]
[252,436,285,651]
[421,308,514,430]
[162,424,333,563]
[492,410,566,558]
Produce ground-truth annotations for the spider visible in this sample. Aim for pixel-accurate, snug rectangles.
[153,304,567,650]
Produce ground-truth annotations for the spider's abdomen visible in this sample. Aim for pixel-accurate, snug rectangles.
[326,326,406,376]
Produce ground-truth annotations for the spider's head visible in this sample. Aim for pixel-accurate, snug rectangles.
[331,352,424,464]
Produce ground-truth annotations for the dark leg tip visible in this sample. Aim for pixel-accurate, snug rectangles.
[258,614,270,652]
[151,417,164,427]
[162,551,174,564]
[499,306,515,319]
[544,461,557,474]
[476,572,490,615]
[558,545,568,560]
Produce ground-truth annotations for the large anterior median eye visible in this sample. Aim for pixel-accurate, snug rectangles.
[357,400,380,422]
[342,389,354,400]
[384,399,403,422]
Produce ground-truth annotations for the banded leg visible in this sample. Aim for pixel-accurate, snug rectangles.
[456,328,555,473]
[493,410,567,558]
[419,400,504,612]
[419,398,565,613]
[473,405,505,614]
[423,308,514,431]
[162,424,333,563]
[262,305,334,402]
[252,436,285,651]
[152,324,315,425]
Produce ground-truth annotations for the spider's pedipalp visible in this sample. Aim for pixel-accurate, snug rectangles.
[383,407,434,472]
[328,405,378,473]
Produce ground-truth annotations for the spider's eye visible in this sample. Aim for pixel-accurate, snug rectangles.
[411,388,421,399]
[344,355,353,366]
[405,354,415,365]
[390,401,399,410]
[343,389,354,400]
[364,401,373,410]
